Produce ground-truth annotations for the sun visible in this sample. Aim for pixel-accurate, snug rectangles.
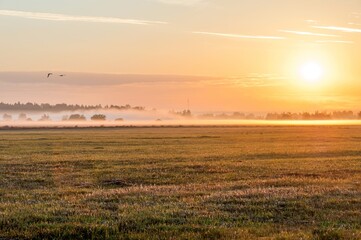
[299,61,324,83]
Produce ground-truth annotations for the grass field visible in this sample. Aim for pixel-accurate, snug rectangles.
[0,126,360,239]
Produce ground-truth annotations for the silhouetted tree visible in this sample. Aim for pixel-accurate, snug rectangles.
[3,114,12,121]
[332,111,354,119]
[69,114,86,121]
[18,113,27,121]
[302,112,311,120]
[91,114,106,121]
[232,112,246,119]
[39,114,51,121]
[170,109,192,117]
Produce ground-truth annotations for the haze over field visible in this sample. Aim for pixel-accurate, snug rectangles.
[1,0,361,113]
[1,2,361,239]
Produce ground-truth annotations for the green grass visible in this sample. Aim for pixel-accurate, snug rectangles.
[0,126,360,239]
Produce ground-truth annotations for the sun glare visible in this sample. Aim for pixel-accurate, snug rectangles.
[299,61,324,83]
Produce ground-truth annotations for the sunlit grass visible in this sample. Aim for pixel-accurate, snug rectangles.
[0,126,360,239]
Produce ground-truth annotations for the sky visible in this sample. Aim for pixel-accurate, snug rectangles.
[0,0,361,112]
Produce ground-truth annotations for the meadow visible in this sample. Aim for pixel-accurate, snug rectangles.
[0,126,360,239]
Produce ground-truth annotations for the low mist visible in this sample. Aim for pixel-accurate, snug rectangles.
[1,109,361,128]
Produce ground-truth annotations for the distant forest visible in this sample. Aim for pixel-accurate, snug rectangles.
[0,102,145,112]
[1,102,361,121]
[265,111,360,120]
[199,111,361,120]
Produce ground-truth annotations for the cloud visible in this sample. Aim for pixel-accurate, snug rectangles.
[152,0,204,5]
[0,72,284,88]
[0,72,213,86]
[348,22,361,26]
[305,20,318,24]
[203,73,285,88]
[0,9,167,25]
[193,31,285,40]
[313,26,361,33]
[279,30,338,37]
[315,40,353,44]
[351,12,361,18]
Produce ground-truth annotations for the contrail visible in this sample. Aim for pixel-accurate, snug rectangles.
[0,9,167,25]
[193,31,285,40]
[313,26,361,33]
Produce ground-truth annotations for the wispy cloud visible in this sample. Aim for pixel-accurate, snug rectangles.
[193,31,285,40]
[152,0,204,5]
[204,73,285,88]
[0,72,213,86]
[0,10,167,25]
[280,30,338,37]
[348,22,361,26]
[222,74,285,88]
[351,12,361,18]
[313,26,361,33]
[315,40,354,44]
[0,72,284,88]
[305,20,318,24]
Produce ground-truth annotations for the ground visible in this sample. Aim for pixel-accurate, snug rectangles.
[0,126,360,239]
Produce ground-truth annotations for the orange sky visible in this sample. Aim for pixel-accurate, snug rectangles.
[0,0,361,112]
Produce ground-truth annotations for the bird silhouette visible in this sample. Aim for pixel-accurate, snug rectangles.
[59,74,65,77]
[47,73,53,78]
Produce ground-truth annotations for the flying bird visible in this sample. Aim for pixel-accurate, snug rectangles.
[47,73,53,78]
[59,74,65,77]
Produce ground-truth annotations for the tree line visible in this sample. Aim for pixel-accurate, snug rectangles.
[200,111,361,120]
[0,102,145,112]
[1,113,119,122]
[265,111,360,120]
